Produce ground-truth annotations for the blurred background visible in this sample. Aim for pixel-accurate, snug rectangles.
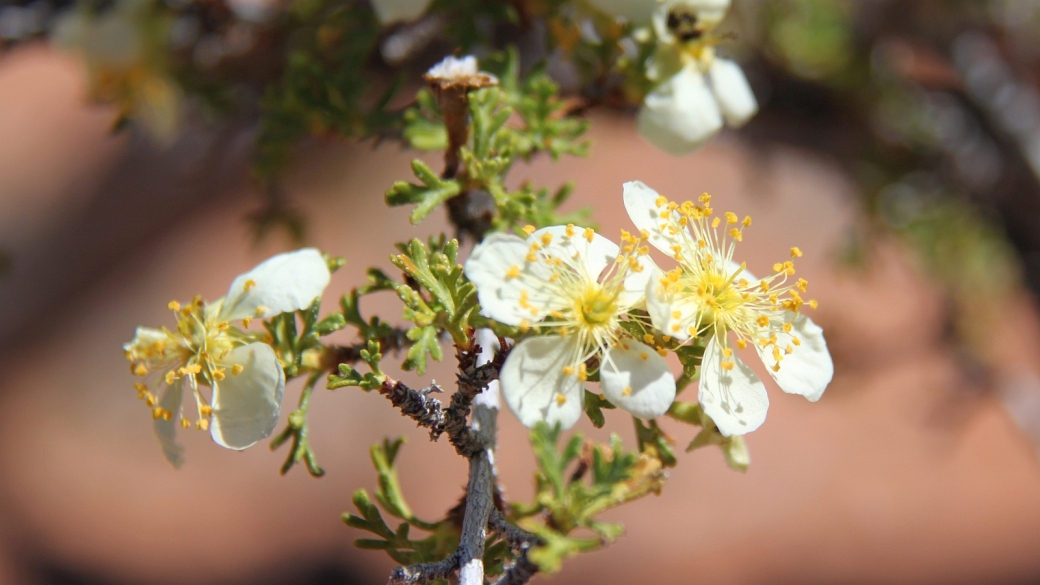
[3,0,1040,583]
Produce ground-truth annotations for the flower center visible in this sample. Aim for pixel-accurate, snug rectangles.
[578,286,618,326]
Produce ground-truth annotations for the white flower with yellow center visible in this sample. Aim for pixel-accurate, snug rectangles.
[124,248,331,466]
[465,225,676,430]
[638,0,758,155]
[623,181,833,436]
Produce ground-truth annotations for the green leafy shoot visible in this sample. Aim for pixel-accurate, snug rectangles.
[270,371,325,477]
[390,237,479,374]
[667,401,750,473]
[344,438,459,566]
[511,423,666,573]
[634,418,678,468]
[385,159,462,225]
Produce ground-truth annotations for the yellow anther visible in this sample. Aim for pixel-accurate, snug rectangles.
[519,290,531,308]
[168,300,180,311]
[643,334,655,344]
[699,192,711,205]
[772,363,781,372]
[152,407,165,420]
[772,346,782,361]
[506,265,520,279]
[540,233,553,246]
[662,335,672,343]
[255,306,268,317]
[639,351,649,361]
[725,212,738,225]
[655,196,668,207]
[196,418,210,431]
[737,339,748,349]
[578,363,588,382]
[688,326,697,335]
[231,364,245,375]
[711,217,720,229]
[722,348,733,358]
[132,364,148,377]
[721,361,734,371]
[797,278,808,292]
[792,337,802,346]
[782,323,793,333]
[738,278,749,288]
[164,371,177,385]
[200,404,213,416]
[671,310,682,319]
[519,320,531,333]
[212,368,226,381]
[584,228,595,243]
[757,315,769,327]
[244,279,256,291]
[809,300,819,309]
[555,394,567,406]
[134,382,147,394]
[242,317,253,328]
[566,224,576,237]
[144,393,157,407]
[729,228,743,242]
[657,347,668,356]
[785,345,793,355]
[639,229,650,240]
[523,225,536,236]
[790,247,803,258]
[743,216,752,227]
[623,386,632,397]
[671,324,680,332]
[773,263,783,272]
[181,418,190,429]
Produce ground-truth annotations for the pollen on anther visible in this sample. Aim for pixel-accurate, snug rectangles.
[756,315,769,327]
[181,418,190,429]
[584,228,595,243]
[231,364,245,375]
[643,334,655,344]
[725,212,738,225]
[737,339,747,349]
[523,225,536,236]
[790,247,803,258]
[244,279,257,291]
[623,386,633,397]
[772,363,781,372]
[132,364,148,377]
[196,419,210,431]
[555,394,567,406]
[168,300,180,311]
[722,347,733,358]
[540,233,553,246]
[721,361,734,371]
[711,217,720,229]
[639,351,649,361]
[506,265,520,279]
[782,323,793,333]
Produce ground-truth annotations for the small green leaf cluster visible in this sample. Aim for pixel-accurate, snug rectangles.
[345,438,460,566]
[510,423,666,574]
[392,51,592,233]
[391,237,479,374]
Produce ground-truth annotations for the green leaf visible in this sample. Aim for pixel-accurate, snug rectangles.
[385,160,462,224]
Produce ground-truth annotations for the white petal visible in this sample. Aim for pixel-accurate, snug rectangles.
[465,233,557,327]
[652,0,733,44]
[500,336,585,430]
[698,335,768,436]
[221,248,331,322]
[153,378,185,468]
[531,225,619,280]
[643,266,699,341]
[600,340,676,419]
[708,58,758,127]
[370,0,431,24]
[756,314,833,402]
[210,343,285,450]
[622,180,685,257]
[638,65,723,155]
[617,253,659,309]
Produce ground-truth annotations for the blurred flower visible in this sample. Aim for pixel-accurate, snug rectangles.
[53,0,182,141]
[370,0,431,24]
[124,249,331,466]
[638,0,757,155]
[624,181,832,435]
[465,225,676,430]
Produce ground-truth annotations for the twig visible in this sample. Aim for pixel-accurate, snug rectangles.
[492,552,538,585]
[388,553,458,585]
[488,509,538,551]
[378,379,447,440]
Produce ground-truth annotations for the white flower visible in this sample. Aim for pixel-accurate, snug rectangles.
[637,0,758,155]
[623,181,833,436]
[370,0,431,24]
[465,225,676,430]
[124,248,331,466]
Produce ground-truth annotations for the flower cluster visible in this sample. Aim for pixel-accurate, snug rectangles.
[465,181,832,436]
[638,0,759,155]
[124,249,331,466]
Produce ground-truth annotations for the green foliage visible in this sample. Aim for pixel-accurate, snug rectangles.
[583,390,616,429]
[667,401,750,473]
[390,237,479,374]
[634,419,678,468]
[328,339,386,391]
[344,438,459,566]
[270,372,325,477]
[512,423,666,574]
[392,50,593,233]
[386,160,463,225]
